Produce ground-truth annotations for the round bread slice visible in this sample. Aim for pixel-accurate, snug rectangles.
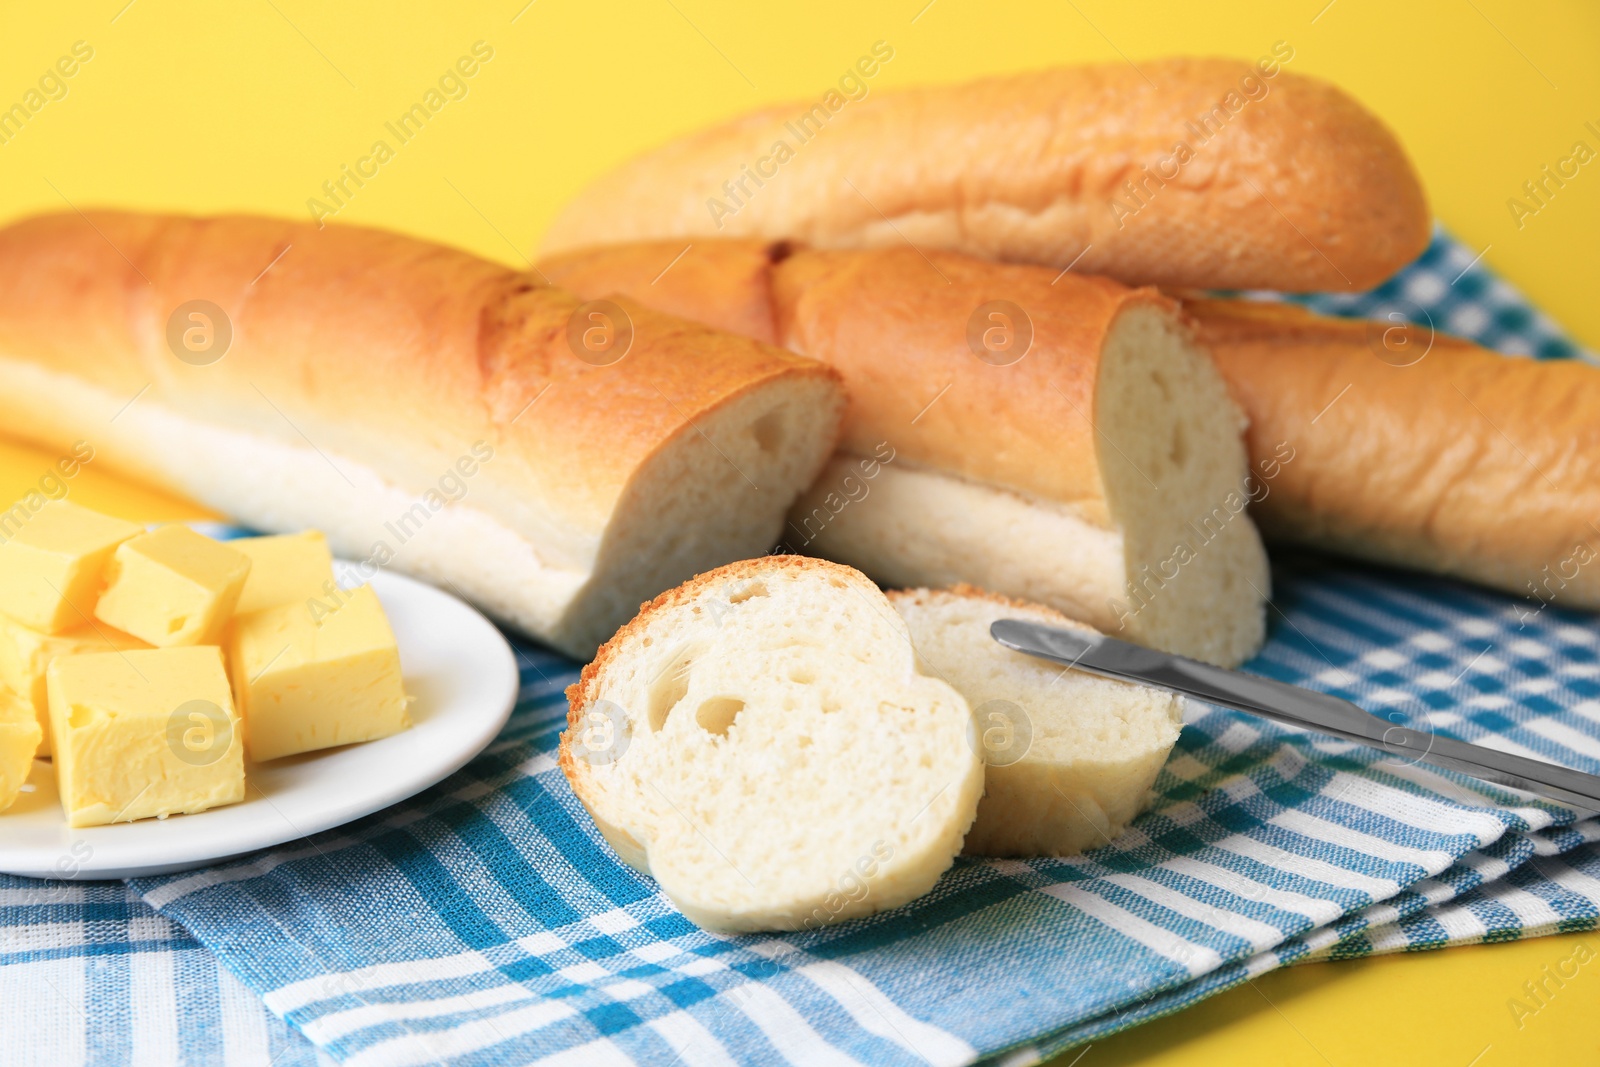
[889,585,1184,857]
[561,556,983,932]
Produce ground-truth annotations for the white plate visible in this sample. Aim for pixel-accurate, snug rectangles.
[0,566,519,880]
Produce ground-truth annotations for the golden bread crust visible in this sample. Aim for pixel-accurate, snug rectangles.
[539,238,786,346]
[543,240,1178,523]
[0,212,839,532]
[542,58,1429,292]
[1188,298,1600,605]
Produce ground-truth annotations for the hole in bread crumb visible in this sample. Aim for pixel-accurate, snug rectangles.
[1168,423,1187,467]
[796,735,812,748]
[788,666,815,684]
[695,697,745,737]
[729,581,768,604]
[751,411,784,455]
[167,617,188,634]
[647,646,699,732]
[1151,371,1173,402]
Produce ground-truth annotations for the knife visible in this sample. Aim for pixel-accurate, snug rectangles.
[990,618,1600,811]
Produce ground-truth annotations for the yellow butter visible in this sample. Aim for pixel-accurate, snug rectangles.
[94,526,251,647]
[0,683,42,813]
[0,613,148,757]
[0,500,143,634]
[228,585,410,761]
[230,532,335,615]
[46,646,244,827]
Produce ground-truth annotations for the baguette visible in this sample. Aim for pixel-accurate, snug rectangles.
[561,556,982,932]
[890,586,1184,857]
[1186,299,1600,609]
[544,238,1600,615]
[542,238,1271,666]
[542,57,1429,292]
[0,213,846,658]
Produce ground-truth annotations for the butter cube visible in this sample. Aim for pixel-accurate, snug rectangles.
[46,646,244,827]
[0,683,42,813]
[94,526,251,647]
[230,532,335,615]
[0,613,148,756]
[0,500,142,633]
[228,585,409,761]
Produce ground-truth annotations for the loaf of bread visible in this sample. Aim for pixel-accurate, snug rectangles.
[891,586,1183,857]
[542,238,1271,666]
[1187,298,1600,609]
[0,213,846,658]
[544,237,1600,617]
[561,556,982,932]
[542,58,1429,292]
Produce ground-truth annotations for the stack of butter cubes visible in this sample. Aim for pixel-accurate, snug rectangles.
[0,500,411,827]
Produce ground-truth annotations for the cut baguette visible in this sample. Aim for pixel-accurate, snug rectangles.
[541,58,1429,292]
[890,586,1184,857]
[1188,298,1600,608]
[561,556,982,932]
[0,213,847,658]
[544,240,1271,666]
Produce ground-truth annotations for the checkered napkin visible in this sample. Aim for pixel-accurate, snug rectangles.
[4,228,1599,1067]
[0,876,331,1067]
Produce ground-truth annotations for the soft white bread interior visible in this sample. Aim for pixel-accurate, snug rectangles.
[561,556,983,932]
[0,213,847,658]
[890,587,1183,857]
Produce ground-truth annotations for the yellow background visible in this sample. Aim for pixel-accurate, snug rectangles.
[2,1,1598,1062]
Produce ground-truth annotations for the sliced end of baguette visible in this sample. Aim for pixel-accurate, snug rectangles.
[554,371,847,655]
[785,295,1267,666]
[1094,303,1270,666]
[562,556,983,933]
[889,585,1184,857]
[0,213,851,662]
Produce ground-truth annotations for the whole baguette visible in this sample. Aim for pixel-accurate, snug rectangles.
[0,213,846,657]
[542,57,1429,292]
[1186,299,1600,609]
[544,239,1271,667]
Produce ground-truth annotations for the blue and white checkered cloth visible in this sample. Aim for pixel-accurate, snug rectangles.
[3,227,1599,1066]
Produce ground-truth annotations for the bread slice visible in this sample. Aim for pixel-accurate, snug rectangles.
[0,213,846,658]
[561,556,982,932]
[890,586,1184,857]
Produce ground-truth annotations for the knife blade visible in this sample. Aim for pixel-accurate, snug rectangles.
[990,618,1600,811]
